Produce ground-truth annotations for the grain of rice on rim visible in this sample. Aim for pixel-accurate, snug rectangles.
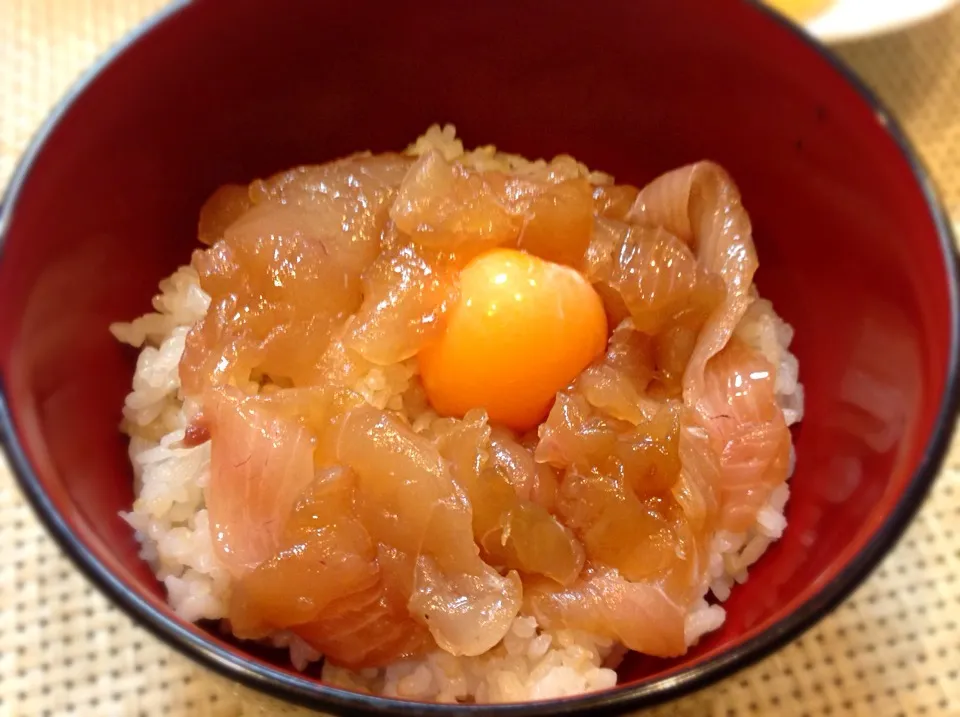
[110,126,804,704]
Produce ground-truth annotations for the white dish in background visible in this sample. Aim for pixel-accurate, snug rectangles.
[806,0,958,43]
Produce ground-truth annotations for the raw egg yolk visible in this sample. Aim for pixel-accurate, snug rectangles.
[419,248,608,432]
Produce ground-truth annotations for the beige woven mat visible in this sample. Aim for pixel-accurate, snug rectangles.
[1,2,959,715]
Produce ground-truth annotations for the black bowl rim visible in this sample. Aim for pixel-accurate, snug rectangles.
[1,1,958,715]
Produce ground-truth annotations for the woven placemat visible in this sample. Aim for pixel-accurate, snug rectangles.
[0,2,958,715]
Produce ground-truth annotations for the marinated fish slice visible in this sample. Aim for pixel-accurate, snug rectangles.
[228,466,378,634]
[584,218,725,336]
[557,471,681,582]
[432,412,585,586]
[409,554,523,657]
[293,583,383,656]
[665,414,722,596]
[488,426,539,501]
[249,154,412,277]
[230,525,378,633]
[197,184,253,246]
[430,410,492,487]
[393,150,596,267]
[673,415,721,541]
[502,176,594,267]
[626,162,758,405]
[251,153,411,208]
[336,405,521,655]
[204,386,317,577]
[700,338,790,531]
[526,566,687,657]
[183,155,411,394]
[337,405,477,571]
[652,324,699,399]
[574,320,659,425]
[230,461,435,668]
[391,150,522,251]
[179,294,265,395]
[182,222,361,391]
[593,184,640,221]
[735,297,803,424]
[344,239,460,366]
[472,469,585,587]
[294,578,433,668]
[529,461,561,513]
[535,393,607,472]
[293,545,432,669]
[616,405,683,496]
[536,393,682,496]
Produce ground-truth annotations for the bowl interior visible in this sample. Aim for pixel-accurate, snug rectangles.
[0,0,955,709]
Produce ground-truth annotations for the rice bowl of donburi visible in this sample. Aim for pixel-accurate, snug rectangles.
[111,125,803,703]
[1,2,957,715]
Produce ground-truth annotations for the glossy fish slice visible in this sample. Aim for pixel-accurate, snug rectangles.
[204,387,317,578]
[626,162,758,406]
[526,566,687,657]
[699,338,791,531]
[336,405,522,656]
[182,155,411,394]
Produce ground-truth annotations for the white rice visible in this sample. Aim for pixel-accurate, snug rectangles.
[322,618,621,703]
[110,136,804,704]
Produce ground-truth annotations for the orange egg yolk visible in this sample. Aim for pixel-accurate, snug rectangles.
[419,248,608,432]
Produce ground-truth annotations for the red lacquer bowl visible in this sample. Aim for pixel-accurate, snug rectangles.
[1,1,957,714]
